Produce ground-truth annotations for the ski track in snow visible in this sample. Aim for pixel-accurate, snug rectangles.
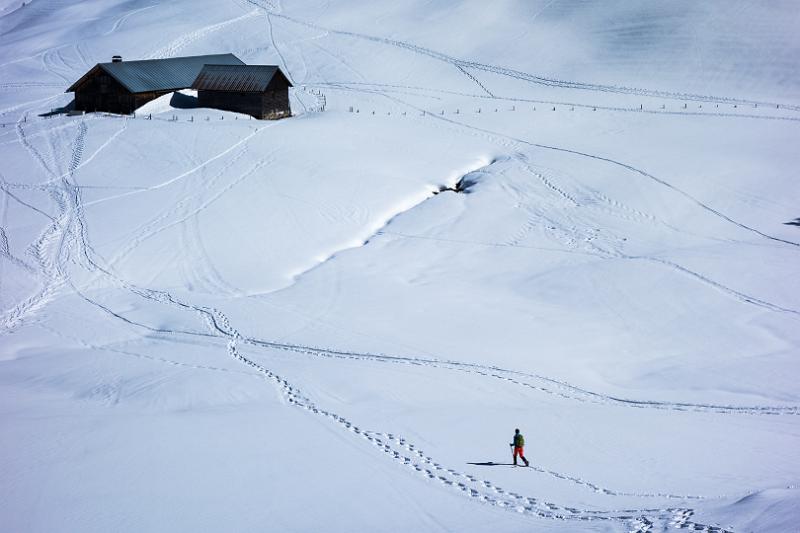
[99,141,277,279]
[629,255,800,316]
[499,156,800,317]
[115,302,735,532]
[50,181,791,530]
[63,102,783,533]
[176,155,274,296]
[3,4,795,531]
[8,89,792,411]
[65,240,732,531]
[0,112,84,331]
[238,336,800,417]
[370,91,800,251]
[16,116,738,529]
[246,3,800,112]
[145,9,260,60]
[316,74,798,273]
[266,12,293,85]
[103,3,160,36]
[300,91,800,320]
[522,140,800,249]
[83,122,274,207]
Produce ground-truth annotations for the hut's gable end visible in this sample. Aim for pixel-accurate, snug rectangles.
[74,68,129,94]
[192,64,292,120]
[68,65,105,93]
[265,70,292,91]
[72,68,143,114]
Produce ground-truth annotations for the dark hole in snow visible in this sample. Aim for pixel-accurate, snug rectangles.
[433,158,500,195]
[784,218,800,227]
[434,173,480,195]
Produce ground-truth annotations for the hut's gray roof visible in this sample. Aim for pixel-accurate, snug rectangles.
[67,54,244,93]
[191,64,292,92]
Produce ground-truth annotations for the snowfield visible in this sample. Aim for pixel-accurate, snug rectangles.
[1,1,799,532]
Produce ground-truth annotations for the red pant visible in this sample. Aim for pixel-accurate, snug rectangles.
[513,447,528,464]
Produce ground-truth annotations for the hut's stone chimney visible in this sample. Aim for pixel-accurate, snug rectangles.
[111,55,122,63]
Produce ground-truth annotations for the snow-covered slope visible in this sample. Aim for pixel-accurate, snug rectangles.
[1,1,799,531]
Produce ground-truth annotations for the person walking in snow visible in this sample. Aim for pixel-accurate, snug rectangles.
[511,428,529,467]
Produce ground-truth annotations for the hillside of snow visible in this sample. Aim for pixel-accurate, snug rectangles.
[1,1,799,532]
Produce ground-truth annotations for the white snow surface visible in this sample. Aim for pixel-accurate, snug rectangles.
[1,1,800,532]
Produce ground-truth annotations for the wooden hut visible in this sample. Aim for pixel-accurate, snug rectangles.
[191,65,292,120]
[66,54,244,115]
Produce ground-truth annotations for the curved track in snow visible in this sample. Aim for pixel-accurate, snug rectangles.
[2,3,795,531]
[240,2,800,112]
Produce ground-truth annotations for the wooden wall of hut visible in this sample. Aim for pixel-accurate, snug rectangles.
[73,71,166,114]
[261,90,291,119]
[198,90,291,120]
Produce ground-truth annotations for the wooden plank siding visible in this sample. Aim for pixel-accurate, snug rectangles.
[193,65,292,120]
[72,68,167,115]
[197,87,290,120]
[67,57,291,119]
[66,54,246,116]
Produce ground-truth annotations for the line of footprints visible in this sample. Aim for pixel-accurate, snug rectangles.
[223,330,732,532]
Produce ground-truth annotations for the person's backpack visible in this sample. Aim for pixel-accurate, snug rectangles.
[514,433,525,447]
